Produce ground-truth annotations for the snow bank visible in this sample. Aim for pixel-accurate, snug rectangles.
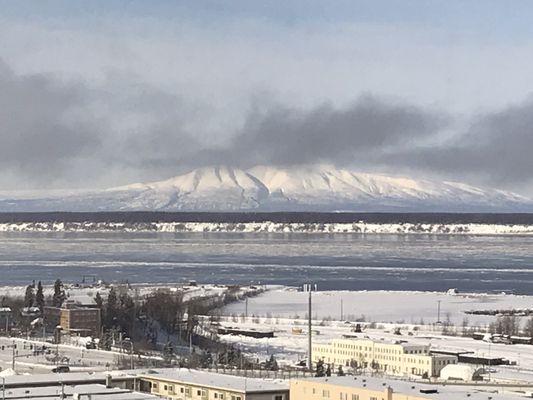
[1,221,533,235]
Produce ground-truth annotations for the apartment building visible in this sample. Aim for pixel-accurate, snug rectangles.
[290,376,522,400]
[44,301,101,337]
[138,369,289,400]
[313,338,456,377]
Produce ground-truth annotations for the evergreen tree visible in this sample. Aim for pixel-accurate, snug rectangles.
[265,354,279,371]
[337,365,345,376]
[325,364,332,377]
[94,292,103,310]
[315,359,325,377]
[35,281,45,311]
[105,287,118,328]
[24,285,35,308]
[52,279,66,307]
[119,292,135,335]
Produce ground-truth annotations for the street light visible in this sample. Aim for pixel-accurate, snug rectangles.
[123,339,134,370]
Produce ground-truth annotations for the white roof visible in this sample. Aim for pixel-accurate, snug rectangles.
[0,384,158,399]
[440,364,482,381]
[139,368,289,393]
[296,376,525,400]
[0,370,136,387]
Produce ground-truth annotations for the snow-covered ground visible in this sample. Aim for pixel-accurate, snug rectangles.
[222,288,533,326]
[0,282,251,306]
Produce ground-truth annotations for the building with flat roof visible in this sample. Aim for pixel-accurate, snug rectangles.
[0,383,158,400]
[44,302,101,337]
[313,338,456,377]
[290,375,527,400]
[137,368,289,400]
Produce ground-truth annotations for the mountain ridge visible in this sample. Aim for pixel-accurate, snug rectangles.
[0,165,531,212]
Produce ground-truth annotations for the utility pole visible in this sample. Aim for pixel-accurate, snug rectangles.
[437,300,441,324]
[307,284,313,372]
[245,297,248,319]
[11,340,15,371]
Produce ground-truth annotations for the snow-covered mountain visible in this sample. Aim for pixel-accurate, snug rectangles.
[0,165,531,212]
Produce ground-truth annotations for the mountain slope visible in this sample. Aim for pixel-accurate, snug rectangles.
[0,165,530,212]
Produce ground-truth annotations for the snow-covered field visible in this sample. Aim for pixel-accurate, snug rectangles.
[223,288,533,326]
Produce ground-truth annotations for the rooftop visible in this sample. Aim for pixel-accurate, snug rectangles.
[295,376,527,400]
[0,383,157,399]
[138,368,289,393]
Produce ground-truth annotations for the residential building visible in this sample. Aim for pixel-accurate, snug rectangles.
[313,338,456,377]
[137,368,289,400]
[290,376,524,400]
[44,301,101,337]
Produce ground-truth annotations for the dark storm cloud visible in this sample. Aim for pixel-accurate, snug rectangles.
[186,96,449,167]
[382,97,533,186]
[0,59,200,187]
[3,51,533,192]
[0,60,101,176]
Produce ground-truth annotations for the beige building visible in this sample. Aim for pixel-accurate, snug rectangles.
[313,338,456,377]
[290,376,521,400]
[138,369,289,400]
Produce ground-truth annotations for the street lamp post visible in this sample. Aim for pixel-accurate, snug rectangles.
[123,339,134,370]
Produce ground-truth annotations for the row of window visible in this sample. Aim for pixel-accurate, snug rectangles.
[152,381,241,400]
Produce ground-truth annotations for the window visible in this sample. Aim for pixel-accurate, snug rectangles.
[323,390,330,398]
[274,396,284,400]
[351,395,359,400]
[164,385,167,391]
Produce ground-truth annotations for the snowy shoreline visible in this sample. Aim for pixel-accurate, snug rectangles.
[1,221,533,235]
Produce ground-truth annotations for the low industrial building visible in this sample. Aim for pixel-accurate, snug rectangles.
[313,338,457,377]
[137,368,289,400]
[290,375,525,400]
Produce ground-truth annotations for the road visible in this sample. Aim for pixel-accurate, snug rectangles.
[0,336,133,374]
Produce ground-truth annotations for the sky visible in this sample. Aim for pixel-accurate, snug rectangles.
[2,1,533,194]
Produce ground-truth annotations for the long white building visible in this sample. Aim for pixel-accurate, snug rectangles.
[313,338,457,377]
